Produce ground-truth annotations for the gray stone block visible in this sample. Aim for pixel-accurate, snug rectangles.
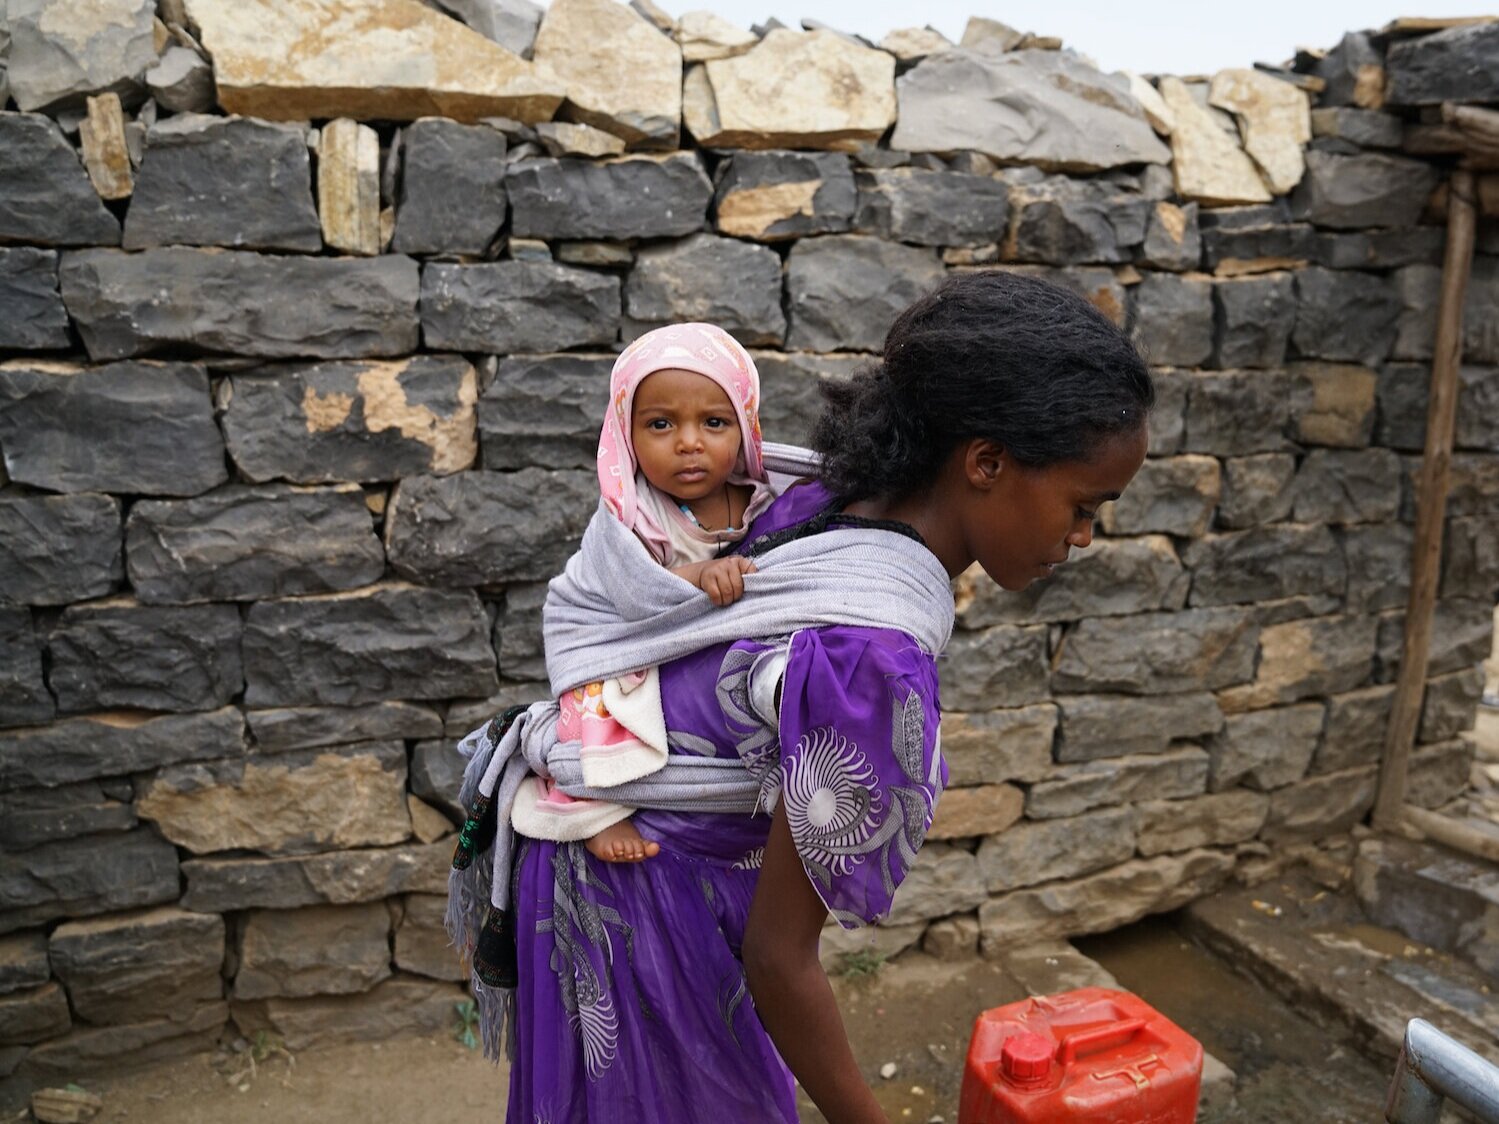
[180,842,450,913]
[395,894,466,981]
[1387,22,1499,106]
[1183,525,1346,608]
[1292,267,1401,366]
[478,353,612,471]
[1311,32,1383,108]
[1290,151,1441,231]
[1134,790,1269,856]
[126,485,385,605]
[0,781,137,850]
[1138,201,1200,271]
[1262,765,1376,840]
[0,981,69,1045]
[0,707,245,792]
[6,0,154,113]
[1406,740,1475,811]
[1310,107,1404,149]
[16,1000,227,1076]
[0,360,227,496]
[1025,747,1210,819]
[1201,224,1317,273]
[786,235,943,351]
[883,843,988,926]
[1006,175,1148,264]
[242,584,497,708]
[1290,448,1402,525]
[1098,455,1220,538]
[247,702,442,755]
[939,705,1057,787]
[853,167,1010,248]
[222,355,478,485]
[0,493,122,606]
[1147,369,1187,455]
[0,829,180,935]
[977,807,1136,892]
[1217,454,1295,529]
[1,606,53,728]
[60,248,420,361]
[50,908,224,1025]
[0,112,120,245]
[421,260,620,352]
[122,116,321,252]
[145,46,214,114]
[1220,613,1379,712]
[410,740,467,824]
[392,118,508,256]
[752,351,863,448]
[235,903,391,999]
[507,153,712,240]
[1377,598,1494,682]
[1420,667,1484,744]
[1130,272,1212,367]
[385,468,593,586]
[1207,702,1324,791]
[1211,273,1295,368]
[1313,228,1444,270]
[47,600,243,714]
[493,580,546,682]
[1443,516,1499,601]
[1182,369,1293,455]
[938,625,1049,710]
[623,233,785,345]
[1052,607,1258,695]
[1392,258,1499,367]
[0,246,69,349]
[712,150,856,241]
[1441,455,1499,517]
[0,932,51,996]
[1315,685,1394,774]
[956,536,1188,627]
[1055,692,1223,762]
[1341,524,1414,614]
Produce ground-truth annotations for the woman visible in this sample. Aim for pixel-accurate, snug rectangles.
[501,270,1153,1123]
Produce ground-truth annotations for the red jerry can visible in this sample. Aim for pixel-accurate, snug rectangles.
[959,987,1203,1124]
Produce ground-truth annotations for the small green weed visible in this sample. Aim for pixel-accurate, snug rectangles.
[838,950,887,979]
[455,999,481,1050]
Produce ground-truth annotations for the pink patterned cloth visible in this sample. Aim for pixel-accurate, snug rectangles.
[598,323,766,565]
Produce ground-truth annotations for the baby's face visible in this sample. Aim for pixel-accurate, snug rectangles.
[631,368,742,502]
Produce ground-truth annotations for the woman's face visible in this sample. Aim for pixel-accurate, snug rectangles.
[630,368,743,503]
[962,426,1149,591]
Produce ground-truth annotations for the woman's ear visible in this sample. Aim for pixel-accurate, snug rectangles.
[964,439,1006,491]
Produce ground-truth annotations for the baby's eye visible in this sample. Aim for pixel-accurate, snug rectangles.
[646,418,671,431]
[705,417,731,429]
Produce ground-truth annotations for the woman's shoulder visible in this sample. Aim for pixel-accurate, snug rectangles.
[731,479,833,552]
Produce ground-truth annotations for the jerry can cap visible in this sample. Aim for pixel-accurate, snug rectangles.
[1000,1031,1054,1084]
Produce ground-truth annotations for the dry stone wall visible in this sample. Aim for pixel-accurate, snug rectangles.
[2,0,1498,1076]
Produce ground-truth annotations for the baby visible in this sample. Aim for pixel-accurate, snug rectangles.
[521,323,776,863]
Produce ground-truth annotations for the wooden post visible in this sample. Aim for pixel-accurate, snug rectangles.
[1373,169,1478,831]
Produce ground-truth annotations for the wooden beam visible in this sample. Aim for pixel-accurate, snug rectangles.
[1373,170,1478,832]
[1400,804,1499,864]
[1443,102,1499,148]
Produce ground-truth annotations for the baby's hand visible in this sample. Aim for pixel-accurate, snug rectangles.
[698,556,756,607]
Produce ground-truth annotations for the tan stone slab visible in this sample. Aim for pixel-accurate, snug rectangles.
[1159,76,1271,206]
[532,0,681,148]
[183,0,564,123]
[407,794,453,843]
[960,16,1022,51]
[535,120,626,158]
[675,10,758,62]
[79,95,134,200]
[928,784,1023,840]
[1126,72,1175,135]
[879,27,952,62]
[1210,68,1311,195]
[684,29,895,152]
[318,119,380,256]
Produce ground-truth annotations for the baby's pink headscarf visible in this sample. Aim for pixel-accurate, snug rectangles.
[598,323,765,556]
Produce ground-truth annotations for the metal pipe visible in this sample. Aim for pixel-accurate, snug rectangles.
[1385,1019,1499,1123]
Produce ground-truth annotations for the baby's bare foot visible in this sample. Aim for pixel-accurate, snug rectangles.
[585,820,661,863]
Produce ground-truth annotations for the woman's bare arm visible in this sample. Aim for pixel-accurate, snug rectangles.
[742,804,889,1124]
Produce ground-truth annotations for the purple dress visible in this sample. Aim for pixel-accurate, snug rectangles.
[507,482,947,1123]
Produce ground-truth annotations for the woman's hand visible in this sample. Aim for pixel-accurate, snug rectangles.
[670,557,757,606]
[743,805,890,1124]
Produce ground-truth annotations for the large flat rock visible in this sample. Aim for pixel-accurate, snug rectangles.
[0,493,122,607]
[60,248,420,361]
[222,355,477,485]
[506,152,712,240]
[235,902,391,999]
[1159,77,1271,206]
[685,29,895,151]
[0,112,120,246]
[247,702,442,754]
[50,908,225,1026]
[0,246,70,349]
[0,606,54,730]
[6,0,155,113]
[123,115,322,252]
[712,151,856,242]
[391,119,508,256]
[183,0,564,123]
[0,360,226,496]
[532,0,681,147]
[180,841,450,912]
[0,780,138,850]
[785,234,943,351]
[420,260,621,352]
[126,485,385,605]
[477,353,612,471]
[854,167,1010,248]
[241,583,497,708]
[892,48,1169,171]
[0,829,180,934]
[623,233,785,345]
[1386,22,1499,106]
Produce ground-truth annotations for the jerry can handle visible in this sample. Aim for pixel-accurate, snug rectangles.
[1057,1018,1147,1065]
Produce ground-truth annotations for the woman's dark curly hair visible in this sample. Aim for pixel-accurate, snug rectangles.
[810,270,1154,502]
